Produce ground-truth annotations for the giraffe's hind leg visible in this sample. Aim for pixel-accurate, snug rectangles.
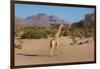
[50,41,52,56]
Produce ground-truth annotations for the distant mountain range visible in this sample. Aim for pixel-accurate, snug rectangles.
[15,13,69,27]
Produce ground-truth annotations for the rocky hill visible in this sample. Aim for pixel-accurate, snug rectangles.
[15,13,68,27]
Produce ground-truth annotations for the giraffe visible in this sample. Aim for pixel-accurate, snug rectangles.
[50,24,63,56]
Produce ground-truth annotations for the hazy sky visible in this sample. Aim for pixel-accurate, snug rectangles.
[15,4,94,23]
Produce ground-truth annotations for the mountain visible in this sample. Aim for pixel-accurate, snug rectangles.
[48,15,66,24]
[15,13,68,27]
[24,13,49,27]
[83,13,95,29]
[71,13,95,29]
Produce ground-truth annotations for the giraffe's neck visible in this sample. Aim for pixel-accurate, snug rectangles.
[55,25,62,37]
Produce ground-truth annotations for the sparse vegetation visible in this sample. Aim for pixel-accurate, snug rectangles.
[21,29,48,39]
[15,13,95,39]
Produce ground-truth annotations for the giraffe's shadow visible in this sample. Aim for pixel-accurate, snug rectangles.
[17,53,51,57]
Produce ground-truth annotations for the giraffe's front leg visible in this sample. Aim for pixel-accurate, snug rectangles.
[51,46,55,56]
[56,42,59,56]
[50,41,55,56]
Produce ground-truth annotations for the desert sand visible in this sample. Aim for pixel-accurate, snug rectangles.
[15,36,95,66]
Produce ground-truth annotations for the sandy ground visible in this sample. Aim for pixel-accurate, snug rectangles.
[15,36,95,66]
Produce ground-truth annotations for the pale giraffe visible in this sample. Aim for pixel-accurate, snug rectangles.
[50,24,63,56]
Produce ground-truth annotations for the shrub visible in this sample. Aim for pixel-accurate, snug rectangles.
[21,29,48,39]
[70,28,84,38]
[83,29,93,38]
[45,28,57,37]
[38,29,48,38]
[62,30,71,36]
[70,28,94,38]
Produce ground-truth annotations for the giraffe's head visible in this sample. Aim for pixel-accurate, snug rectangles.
[60,24,64,28]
